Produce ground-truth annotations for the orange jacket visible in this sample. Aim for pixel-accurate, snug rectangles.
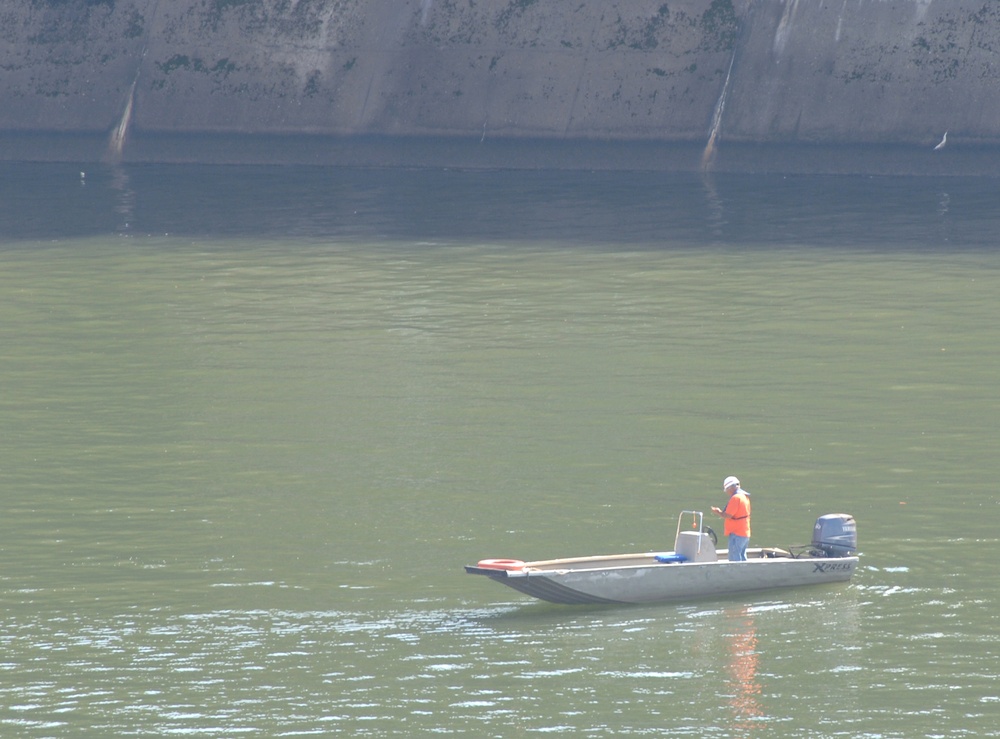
[724,491,751,538]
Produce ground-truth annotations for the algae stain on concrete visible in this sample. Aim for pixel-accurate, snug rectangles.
[107,76,136,162]
[700,0,741,170]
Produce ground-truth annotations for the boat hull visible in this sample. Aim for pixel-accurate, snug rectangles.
[465,550,858,605]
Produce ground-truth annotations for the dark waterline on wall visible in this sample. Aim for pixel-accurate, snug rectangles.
[0,160,994,252]
[2,131,1000,178]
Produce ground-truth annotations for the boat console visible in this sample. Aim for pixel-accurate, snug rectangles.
[672,511,718,562]
[674,530,718,562]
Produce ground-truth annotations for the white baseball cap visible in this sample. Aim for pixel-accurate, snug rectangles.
[723,476,740,490]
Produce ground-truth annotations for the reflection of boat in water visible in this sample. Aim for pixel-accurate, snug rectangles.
[465,512,858,605]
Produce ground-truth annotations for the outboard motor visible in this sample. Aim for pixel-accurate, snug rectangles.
[812,514,857,557]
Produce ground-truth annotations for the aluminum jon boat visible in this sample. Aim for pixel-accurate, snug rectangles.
[465,512,858,605]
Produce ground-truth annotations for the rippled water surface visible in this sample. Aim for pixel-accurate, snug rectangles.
[1,163,999,737]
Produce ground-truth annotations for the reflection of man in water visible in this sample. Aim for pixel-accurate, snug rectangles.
[711,475,751,561]
[725,607,765,736]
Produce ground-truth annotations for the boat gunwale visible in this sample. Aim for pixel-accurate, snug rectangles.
[468,549,859,578]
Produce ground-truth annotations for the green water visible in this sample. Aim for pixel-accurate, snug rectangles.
[1,164,998,737]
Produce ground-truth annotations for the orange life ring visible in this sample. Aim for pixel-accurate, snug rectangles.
[477,558,526,571]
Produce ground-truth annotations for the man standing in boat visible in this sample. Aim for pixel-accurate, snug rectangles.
[711,476,751,561]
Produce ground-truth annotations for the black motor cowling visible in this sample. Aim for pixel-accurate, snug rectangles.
[812,514,857,557]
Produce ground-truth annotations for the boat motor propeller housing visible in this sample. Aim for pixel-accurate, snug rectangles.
[812,514,857,557]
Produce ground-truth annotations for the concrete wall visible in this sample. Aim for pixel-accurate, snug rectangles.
[725,0,1000,146]
[2,0,998,171]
